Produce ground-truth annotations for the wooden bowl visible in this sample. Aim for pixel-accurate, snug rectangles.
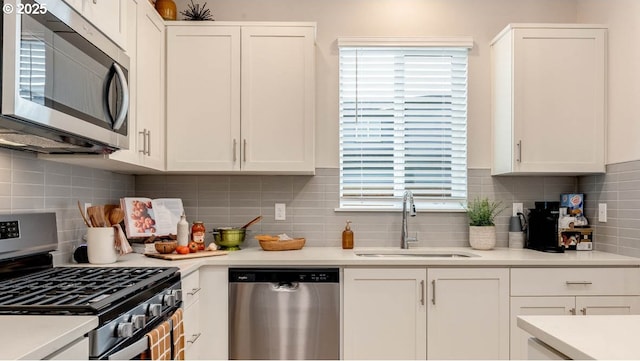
[258,238,305,251]
[154,240,178,254]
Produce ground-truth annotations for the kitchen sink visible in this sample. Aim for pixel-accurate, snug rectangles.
[355,251,478,258]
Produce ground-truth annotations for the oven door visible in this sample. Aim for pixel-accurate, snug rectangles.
[1,0,130,150]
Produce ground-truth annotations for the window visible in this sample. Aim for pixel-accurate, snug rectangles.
[338,38,472,211]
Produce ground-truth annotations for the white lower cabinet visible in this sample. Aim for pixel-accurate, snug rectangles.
[48,336,89,360]
[510,268,640,360]
[343,268,427,360]
[343,267,509,360]
[182,270,203,360]
[427,268,510,360]
[199,267,228,360]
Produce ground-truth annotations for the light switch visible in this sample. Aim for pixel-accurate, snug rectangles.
[598,203,607,222]
[275,203,286,221]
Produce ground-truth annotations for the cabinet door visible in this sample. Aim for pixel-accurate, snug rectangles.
[427,268,509,360]
[166,25,241,171]
[184,297,203,360]
[512,28,605,173]
[343,268,427,360]
[575,296,640,315]
[199,267,228,360]
[510,297,575,360]
[240,26,315,173]
[82,0,127,49]
[136,2,165,170]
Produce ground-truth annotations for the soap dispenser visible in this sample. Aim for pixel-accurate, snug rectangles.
[342,220,354,249]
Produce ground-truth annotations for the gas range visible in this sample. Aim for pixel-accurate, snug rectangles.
[0,213,182,359]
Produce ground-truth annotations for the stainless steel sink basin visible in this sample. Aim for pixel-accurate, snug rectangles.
[355,251,478,258]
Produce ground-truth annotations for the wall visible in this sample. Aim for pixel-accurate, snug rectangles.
[137,169,576,248]
[0,148,135,263]
[174,0,578,169]
[577,0,640,164]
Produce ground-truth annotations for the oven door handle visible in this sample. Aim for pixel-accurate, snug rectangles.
[107,337,148,360]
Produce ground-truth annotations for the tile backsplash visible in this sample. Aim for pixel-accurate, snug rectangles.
[0,148,135,262]
[136,169,578,249]
[1,144,638,260]
[579,161,640,258]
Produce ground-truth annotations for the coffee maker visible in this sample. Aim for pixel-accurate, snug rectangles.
[526,201,564,253]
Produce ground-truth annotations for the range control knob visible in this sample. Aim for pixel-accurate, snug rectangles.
[163,294,176,307]
[148,303,162,317]
[172,289,183,302]
[116,322,133,338]
[132,314,146,330]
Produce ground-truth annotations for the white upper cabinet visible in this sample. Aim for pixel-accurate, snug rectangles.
[64,0,127,50]
[491,24,607,175]
[165,22,316,174]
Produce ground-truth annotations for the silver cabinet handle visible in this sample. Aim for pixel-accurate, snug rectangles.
[187,287,201,296]
[233,139,237,162]
[146,130,151,156]
[570,308,576,315]
[431,280,436,305]
[139,129,147,154]
[187,332,202,344]
[516,140,522,163]
[420,280,425,306]
[566,281,593,285]
[243,139,247,162]
[581,308,587,315]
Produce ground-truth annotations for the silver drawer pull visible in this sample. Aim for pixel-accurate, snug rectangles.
[187,332,202,344]
[187,287,201,296]
[566,281,593,285]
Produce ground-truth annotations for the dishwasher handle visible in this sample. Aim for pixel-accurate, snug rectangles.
[271,282,300,291]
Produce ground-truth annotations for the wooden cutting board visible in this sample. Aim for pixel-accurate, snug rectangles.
[144,250,228,260]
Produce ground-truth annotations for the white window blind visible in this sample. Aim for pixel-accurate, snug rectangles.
[339,42,469,210]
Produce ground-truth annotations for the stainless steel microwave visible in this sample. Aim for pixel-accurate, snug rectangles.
[0,0,129,153]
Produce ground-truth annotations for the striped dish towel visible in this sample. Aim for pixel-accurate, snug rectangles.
[171,309,185,360]
[145,320,172,360]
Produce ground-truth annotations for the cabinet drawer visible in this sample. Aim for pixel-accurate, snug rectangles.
[511,268,640,296]
[184,298,203,358]
[182,270,201,308]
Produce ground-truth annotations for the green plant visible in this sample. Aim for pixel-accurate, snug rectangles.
[465,197,505,226]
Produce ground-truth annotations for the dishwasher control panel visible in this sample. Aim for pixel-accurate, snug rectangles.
[229,268,339,283]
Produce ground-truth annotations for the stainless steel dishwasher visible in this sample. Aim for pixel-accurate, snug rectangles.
[229,268,340,360]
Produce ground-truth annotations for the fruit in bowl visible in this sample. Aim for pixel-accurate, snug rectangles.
[154,240,178,254]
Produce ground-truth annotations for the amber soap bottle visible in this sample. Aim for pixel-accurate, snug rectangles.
[342,220,354,249]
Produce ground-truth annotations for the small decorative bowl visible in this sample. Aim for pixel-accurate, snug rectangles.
[154,240,178,254]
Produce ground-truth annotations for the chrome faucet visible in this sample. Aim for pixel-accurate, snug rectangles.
[401,190,417,249]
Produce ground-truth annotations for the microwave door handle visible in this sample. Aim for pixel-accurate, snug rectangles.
[107,336,148,360]
[111,62,129,131]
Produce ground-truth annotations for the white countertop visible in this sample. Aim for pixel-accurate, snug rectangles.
[101,246,640,276]
[0,315,98,360]
[4,246,638,360]
[518,315,640,360]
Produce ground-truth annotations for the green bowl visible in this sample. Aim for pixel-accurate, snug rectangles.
[212,228,246,251]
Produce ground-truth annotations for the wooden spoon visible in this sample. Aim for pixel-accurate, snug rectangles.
[109,207,125,226]
[241,215,263,229]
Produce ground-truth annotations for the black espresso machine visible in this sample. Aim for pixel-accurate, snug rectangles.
[526,201,564,253]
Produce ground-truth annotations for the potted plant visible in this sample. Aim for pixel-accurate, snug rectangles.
[465,197,505,250]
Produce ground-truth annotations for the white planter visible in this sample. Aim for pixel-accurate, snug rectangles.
[469,226,496,250]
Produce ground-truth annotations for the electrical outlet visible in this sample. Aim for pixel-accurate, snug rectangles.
[275,203,286,221]
[83,203,91,216]
[512,203,523,216]
[598,203,607,222]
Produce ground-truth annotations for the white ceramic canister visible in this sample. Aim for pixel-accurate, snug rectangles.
[86,227,118,264]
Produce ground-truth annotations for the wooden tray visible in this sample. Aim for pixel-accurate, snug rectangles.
[259,238,305,251]
[144,250,228,260]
